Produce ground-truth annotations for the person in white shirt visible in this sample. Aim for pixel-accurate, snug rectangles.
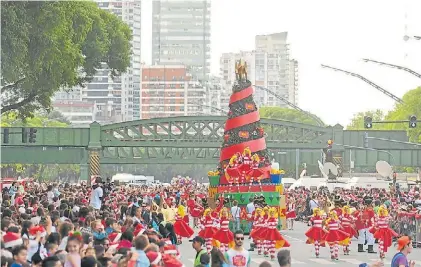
[246,198,255,232]
[46,185,55,204]
[230,200,241,231]
[225,230,251,267]
[90,177,104,211]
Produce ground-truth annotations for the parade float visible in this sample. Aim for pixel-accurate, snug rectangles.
[207,59,287,233]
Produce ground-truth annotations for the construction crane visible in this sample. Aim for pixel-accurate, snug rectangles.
[321,64,404,104]
[362,58,421,79]
[254,85,324,126]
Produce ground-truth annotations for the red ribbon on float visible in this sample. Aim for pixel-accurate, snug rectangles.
[224,111,260,131]
[229,86,253,104]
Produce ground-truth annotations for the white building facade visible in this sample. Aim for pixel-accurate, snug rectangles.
[254,32,299,107]
[219,51,256,109]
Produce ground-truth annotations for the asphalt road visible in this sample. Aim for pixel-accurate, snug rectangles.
[178,222,421,266]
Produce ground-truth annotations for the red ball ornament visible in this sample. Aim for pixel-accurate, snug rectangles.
[224,134,229,142]
[258,127,264,136]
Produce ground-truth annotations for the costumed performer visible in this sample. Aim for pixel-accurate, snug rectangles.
[339,205,357,255]
[173,205,194,244]
[323,210,350,261]
[286,198,297,230]
[249,208,265,255]
[354,197,376,253]
[260,207,290,261]
[371,206,398,259]
[213,207,234,252]
[305,207,325,257]
[198,208,217,253]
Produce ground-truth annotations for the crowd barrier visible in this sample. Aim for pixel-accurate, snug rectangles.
[390,211,421,247]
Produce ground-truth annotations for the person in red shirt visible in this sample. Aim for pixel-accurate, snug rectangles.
[354,197,376,253]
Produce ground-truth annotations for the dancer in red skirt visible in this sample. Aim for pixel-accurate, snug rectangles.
[339,205,357,255]
[173,206,194,244]
[286,198,297,230]
[188,197,203,228]
[198,208,217,253]
[323,210,350,261]
[371,206,398,259]
[213,207,234,252]
[260,207,290,261]
[305,207,325,257]
[249,208,264,255]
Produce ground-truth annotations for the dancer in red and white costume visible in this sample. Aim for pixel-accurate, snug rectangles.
[323,210,350,261]
[198,208,217,253]
[173,206,194,244]
[260,207,290,261]
[305,208,325,257]
[213,207,234,252]
[339,205,357,255]
[187,197,203,228]
[371,206,398,259]
[286,198,297,230]
[249,208,264,255]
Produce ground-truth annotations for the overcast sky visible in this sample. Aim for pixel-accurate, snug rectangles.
[141,0,421,126]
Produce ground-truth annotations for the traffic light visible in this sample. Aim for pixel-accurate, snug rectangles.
[22,128,28,143]
[3,129,9,143]
[29,128,37,143]
[364,116,373,129]
[363,132,369,148]
[409,115,417,128]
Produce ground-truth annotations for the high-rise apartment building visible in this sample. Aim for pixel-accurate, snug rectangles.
[255,32,298,107]
[288,59,299,105]
[53,0,141,124]
[152,0,211,82]
[203,75,223,115]
[141,65,206,119]
[219,51,256,109]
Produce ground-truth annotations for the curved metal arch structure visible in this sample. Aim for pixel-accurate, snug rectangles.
[321,64,404,104]
[100,116,334,164]
[362,59,421,79]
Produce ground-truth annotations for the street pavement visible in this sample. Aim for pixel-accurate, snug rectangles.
[178,221,421,266]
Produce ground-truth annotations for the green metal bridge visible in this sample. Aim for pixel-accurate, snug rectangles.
[1,116,420,180]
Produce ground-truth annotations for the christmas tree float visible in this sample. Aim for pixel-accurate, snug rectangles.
[208,59,287,232]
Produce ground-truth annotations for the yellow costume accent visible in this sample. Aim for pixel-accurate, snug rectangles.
[378,206,388,216]
[251,154,260,162]
[243,147,251,157]
[342,206,351,215]
[177,205,186,217]
[203,208,211,217]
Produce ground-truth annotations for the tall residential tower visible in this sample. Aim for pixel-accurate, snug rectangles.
[152,0,211,81]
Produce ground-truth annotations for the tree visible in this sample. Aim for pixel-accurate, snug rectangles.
[259,107,325,126]
[346,109,386,130]
[1,1,132,117]
[0,112,68,127]
[384,87,421,142]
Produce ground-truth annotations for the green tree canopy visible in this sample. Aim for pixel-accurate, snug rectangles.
[346,87,421,142]
[384,87,421,142]
[259,106,324,126]
[346,109,386,130]
[1,1,132,118]
[1,112,68,127]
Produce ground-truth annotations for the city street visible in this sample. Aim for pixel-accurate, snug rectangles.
[178,222,421,266]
